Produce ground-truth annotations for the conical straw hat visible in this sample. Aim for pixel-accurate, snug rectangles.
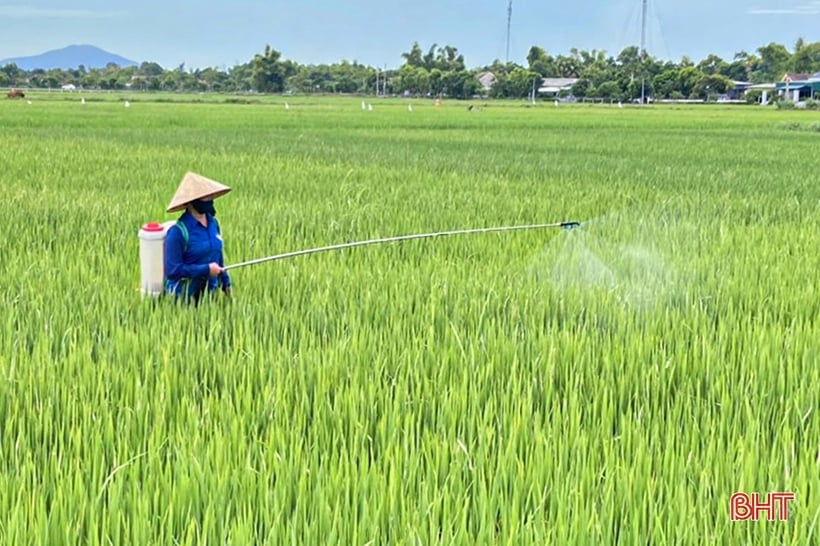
[166,172,232,213]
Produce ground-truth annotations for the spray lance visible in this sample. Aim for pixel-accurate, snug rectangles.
[222,220,582,271]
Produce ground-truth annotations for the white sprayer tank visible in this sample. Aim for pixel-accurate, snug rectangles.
[138,221,177,297]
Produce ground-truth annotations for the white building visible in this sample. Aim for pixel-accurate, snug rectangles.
[537,78,578,96]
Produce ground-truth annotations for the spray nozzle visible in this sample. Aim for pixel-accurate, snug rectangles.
[561,221,581,231]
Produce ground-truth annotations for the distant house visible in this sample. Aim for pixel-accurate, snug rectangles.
[727,80,751,100]
[776,73,819,101]
[61,84,76,91]
[537,77,578,96]
[476,71,496,93]
[745,82,777,104]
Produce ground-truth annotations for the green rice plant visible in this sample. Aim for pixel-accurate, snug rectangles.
[0,97,818,545]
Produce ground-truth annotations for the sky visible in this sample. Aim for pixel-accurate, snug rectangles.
[0,0,817,70]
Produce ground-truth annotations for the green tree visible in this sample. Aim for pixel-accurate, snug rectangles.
[580,55,615,88]
[331,61,370,94]
[286,66,311,93]
[754,42,791,81]
[555,55,581,77]
[161,71,181,91]
[67,67,84,83]
[402,42,425,68]
[694,73,734,99]
[252,45,293,93]
[429,68,445,96]
[697,54,728,76]
[138,62,164,77]
[397,65,430,95]
[479,59,515,78]
[571,78,591,98]
[491,67,538,98]
[44,68,65,88]
[527,46,556,77]
[622,74,652,101]
[596,81,621,100]
[653,69,679,98]
[792,42,820,74]
[436,45,465,71]
[198,67,228,91]
[82,71,100,89]
[229,62,253,91]
[423,44,438,70]
[724,52,751,81]
[397,43,469,96]
[1,63,21,85]
[288,64,340,93]
[616,46,642,67]
[444,70,480,98]
[677,66,705,98]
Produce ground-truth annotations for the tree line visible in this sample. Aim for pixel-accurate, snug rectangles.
[2,39,818,100]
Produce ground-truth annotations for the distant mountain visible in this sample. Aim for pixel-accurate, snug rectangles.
[0,45,138,70]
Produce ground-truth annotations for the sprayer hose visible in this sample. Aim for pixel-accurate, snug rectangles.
[223,221,580,271]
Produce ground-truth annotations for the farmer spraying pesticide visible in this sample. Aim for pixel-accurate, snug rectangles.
[161,172,232,305]
[139,172,580,304]
[139,172,581,302]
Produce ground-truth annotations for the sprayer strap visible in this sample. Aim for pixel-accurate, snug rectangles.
[176,221,189,252]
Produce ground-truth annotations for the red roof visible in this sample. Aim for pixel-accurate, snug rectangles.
[783,73,810,82]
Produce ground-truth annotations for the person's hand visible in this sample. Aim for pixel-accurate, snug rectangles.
[208,263,224,277]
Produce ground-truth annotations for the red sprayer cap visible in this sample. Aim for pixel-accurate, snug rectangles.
[142,223,164,232]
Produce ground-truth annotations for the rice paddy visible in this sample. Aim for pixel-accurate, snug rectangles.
[1,94,819,545]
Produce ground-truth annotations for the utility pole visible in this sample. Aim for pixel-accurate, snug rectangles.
[506,0,513,64]
[640,0,648,105]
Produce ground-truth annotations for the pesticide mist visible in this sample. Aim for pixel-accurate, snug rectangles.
[530,213,680,309]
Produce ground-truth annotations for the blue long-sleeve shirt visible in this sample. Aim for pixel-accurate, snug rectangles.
[164,211,231,300]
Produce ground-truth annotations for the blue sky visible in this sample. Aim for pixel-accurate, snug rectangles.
[0,0,817,69]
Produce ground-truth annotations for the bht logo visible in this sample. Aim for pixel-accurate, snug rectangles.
[730,492,795,521]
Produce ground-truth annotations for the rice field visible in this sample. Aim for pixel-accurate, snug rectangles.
[1,94,819,545]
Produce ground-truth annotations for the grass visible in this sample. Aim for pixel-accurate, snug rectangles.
[1,95,819,545]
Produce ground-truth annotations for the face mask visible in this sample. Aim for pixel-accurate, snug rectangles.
[191,199,216,216]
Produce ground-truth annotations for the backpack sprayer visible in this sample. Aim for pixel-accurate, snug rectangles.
[138,220,180,296]
[138,220,581,297]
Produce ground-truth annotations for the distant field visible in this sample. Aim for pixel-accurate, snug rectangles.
[1,97,819,545]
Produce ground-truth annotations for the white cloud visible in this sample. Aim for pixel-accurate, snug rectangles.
[0,6,126,18]
[748,1,820,14]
